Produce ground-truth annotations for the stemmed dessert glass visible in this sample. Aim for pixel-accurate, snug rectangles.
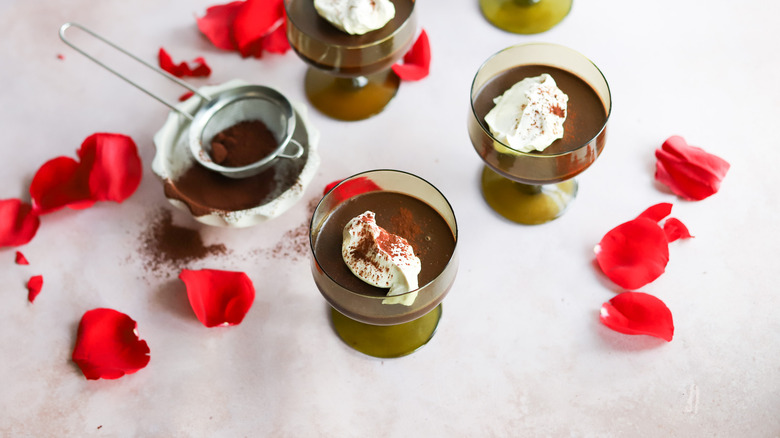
[468,43,611,225]
[479,0,572,34]
[309,170,458,358]
[284,0,417,121]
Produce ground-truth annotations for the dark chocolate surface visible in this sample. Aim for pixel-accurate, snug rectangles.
[473,65,607,155]
[287,0,413,46]
[313,191,455,298]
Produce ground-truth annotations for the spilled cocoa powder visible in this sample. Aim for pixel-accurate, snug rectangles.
[268,223,310,262]
[266,196,319,262]
[139,208,229,274]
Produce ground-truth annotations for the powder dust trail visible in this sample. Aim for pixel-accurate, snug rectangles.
[138,208,229,276]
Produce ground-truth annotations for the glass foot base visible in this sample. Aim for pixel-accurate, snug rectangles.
[330,304,442,358]
[305,68,400,121]
[481,166,578,225]
[479,0,572,34]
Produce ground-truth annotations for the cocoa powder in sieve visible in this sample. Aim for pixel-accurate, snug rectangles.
[210,120,278,167]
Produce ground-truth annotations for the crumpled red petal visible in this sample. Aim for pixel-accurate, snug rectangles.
[197,1,244,51]
[233,0,285,57]
[30,157,94,214]
[325,177,382,203]
[77,133,143,204]
[30,133,141,213]
[179,269,255,327]
[655,135,730,201]
[158,48,212,78]
[15,251,29,265]
[0,199,41,247]
[600,291,674,341]
[27,275,43,303]
[197,0,289,58]
[179,91,195,102]
[663,218,693,243]
[71,308,151,380]
[392,29,431,81]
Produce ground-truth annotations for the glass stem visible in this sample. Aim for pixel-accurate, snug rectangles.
[517,183,543,195]
[335,76,369,91]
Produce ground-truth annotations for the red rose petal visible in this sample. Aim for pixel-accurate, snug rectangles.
[0,199,41,247]
[233,0,286,58]
[197,1,244,51]
[637,202,672,222]
[179,90,195,101]
[323,179,343,196]
[596,217,669,290]
[600,291,674,341]
[190,57,212,77]
[663,217,693,243]
[77,133,143,204]
[179,269,255,327]
[30,157,94,214]
[655,135,730,201]
[27,275,43,303]
[261,21,290,54]
[326,176,382,203]
[158,48,212,78]
[392,29,431,81]
[71,308,151,380]
[30,133,140,212]
[15,251,29,265]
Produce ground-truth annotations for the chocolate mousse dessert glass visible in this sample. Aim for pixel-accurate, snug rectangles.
[480,0,572,34]
[284,0,417,121]
[310,170,458,358]
[468,43,611,224]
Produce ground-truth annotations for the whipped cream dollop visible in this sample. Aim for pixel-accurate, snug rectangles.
[485,73,569,153]
[314,0,396,35]
[342,211,421,306]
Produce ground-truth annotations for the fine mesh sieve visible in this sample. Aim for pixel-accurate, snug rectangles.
[59,22,303,179]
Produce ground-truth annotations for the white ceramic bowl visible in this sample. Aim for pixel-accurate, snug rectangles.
[152,79,320,227]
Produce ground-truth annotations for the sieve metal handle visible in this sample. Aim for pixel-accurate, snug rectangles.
[278,139,305,160]
[59,22,211,121]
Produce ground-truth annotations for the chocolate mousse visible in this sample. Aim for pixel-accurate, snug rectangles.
[313,191,455,299]
[473,65,607,155]
[285,0,415,76]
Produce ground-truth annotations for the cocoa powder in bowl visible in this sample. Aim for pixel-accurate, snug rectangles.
[163,146,307,217]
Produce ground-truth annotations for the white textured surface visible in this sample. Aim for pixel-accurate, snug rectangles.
[1,0,778,437]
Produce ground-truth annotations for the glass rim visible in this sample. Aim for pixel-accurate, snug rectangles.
[469,42,613,158]
[284,0,417,51]
[309,168,458,302]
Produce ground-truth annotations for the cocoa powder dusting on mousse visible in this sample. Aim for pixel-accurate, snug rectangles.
[390,207,426,256]
[139,208,229,274]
